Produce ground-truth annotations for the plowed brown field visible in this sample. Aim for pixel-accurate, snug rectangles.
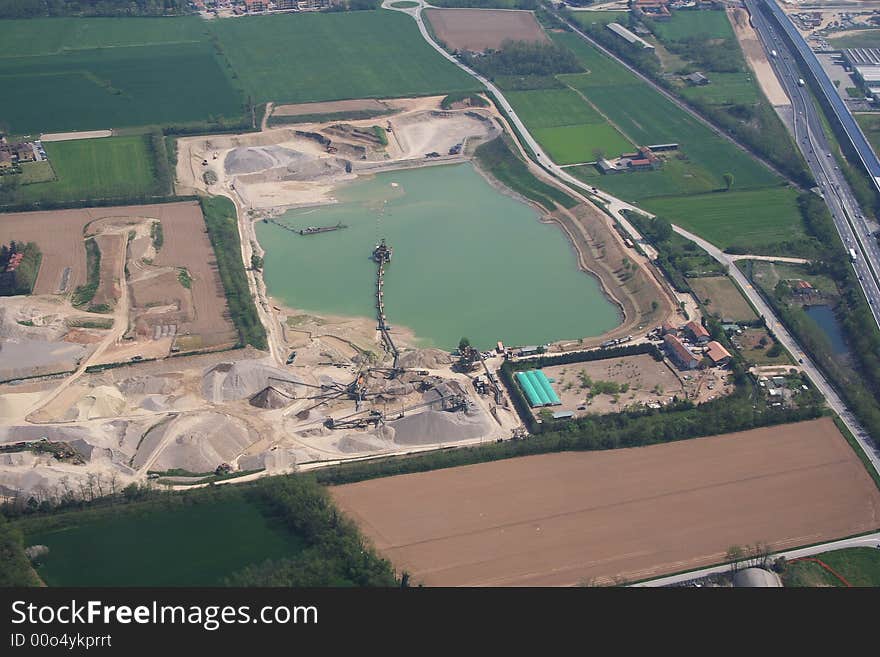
[425,8,549,52]
[332,417,880,586]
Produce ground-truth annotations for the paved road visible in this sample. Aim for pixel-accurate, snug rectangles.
[633,531,880,587]
[551,4,799,187]
[748,0,880,330]
[382,0,657,257]
[674,223,880,477]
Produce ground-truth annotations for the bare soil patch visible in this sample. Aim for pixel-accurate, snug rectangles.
[539,354,683,416]
[689,276,757,323]
[272,99,389,117]
[729,8,790,107]
[425,8,549,52]
[0,208,92,295]
[332,417,880,586]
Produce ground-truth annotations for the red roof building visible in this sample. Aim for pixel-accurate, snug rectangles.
[704,340,732,366]
[664,334,698,370]
[686,320,710,344]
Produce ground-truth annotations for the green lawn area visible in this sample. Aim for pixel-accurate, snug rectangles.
[17,161,55,185]
[569,156,721,200]
[2,136,159,205]
[0,16,209,57]
[642,186,807,254]
[856,113,880,155]
[571,11,628,28]
[829,29,880,49]
[553,34,779,194]
[533,124,633,164]
[651,9,735,41]
[0,18,244,134]
[782,547,880,587]
[505,88,605,128]
[26,494,305,586]
[679,72,759,105]
[209,11,477,105]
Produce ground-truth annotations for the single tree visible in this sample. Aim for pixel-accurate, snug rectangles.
[723,172,735,192]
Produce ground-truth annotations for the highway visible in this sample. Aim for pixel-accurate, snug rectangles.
[748,0,880,329]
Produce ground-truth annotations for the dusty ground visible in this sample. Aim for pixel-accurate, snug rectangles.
[332,417,880,586]
[0,207,92,295]
[0,202,238,378]
[176,98,498,211]
[425,8,549,52]
[543,203,680,350]
[688,276,758,323]
[39,130,112,142]
[729,7,791,107]
[272,99,390,117]
[537,354,683,416]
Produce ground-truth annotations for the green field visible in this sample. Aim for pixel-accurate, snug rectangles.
[782,547,880,587]
[856,113,880,155]
[505,88,606,129]
[533,124,632,164]
[1,136,159,205]
[642,186,807,253]
[651,9,735,41]
[571,11,628,28]
[679,72,759,105]
[505,87,632,161]
[829,29,880,49]
[209,11,478,105]
[26,495,305,586]
[0,18,244,133]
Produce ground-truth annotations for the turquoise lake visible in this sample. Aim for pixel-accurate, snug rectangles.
[256,163,620,350]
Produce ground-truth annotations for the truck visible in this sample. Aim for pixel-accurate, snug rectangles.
[849,247,858,262]
[797,78,805,87]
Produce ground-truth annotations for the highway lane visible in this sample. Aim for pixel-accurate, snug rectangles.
[747,0,880,328]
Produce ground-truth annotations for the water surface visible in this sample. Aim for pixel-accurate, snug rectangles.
[256,163,620,349]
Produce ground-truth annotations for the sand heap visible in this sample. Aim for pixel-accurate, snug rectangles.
[387,407,490,446]
[249,386,295,409]
[137,411,257,473]
[397,348,454,370]
[201,360,303,403]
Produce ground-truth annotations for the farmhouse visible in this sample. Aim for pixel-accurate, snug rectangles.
[596,146,661,174]
[0,150,11,170]
[664,334,698,370]
[606,22,655,51]
[683,72,710,86]
[704,340,731,366]
[632,0,671,21]
[685,320,710,344]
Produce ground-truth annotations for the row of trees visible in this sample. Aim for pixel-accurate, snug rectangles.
[199,196,268,350]
[460,40,583,78]
[225,477,399,587]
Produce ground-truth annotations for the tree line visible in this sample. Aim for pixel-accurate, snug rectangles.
[460,40,583,77]
[199,196,268,350]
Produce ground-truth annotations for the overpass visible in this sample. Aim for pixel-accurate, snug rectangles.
[757,0,880,189]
